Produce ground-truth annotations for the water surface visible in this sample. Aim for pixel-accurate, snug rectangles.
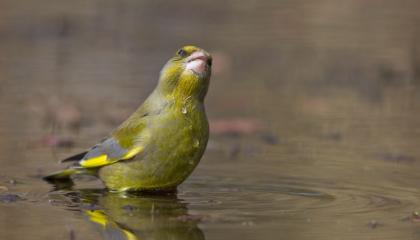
[1,1,420,239]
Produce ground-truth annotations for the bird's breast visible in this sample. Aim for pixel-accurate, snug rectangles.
[149,102,208,155]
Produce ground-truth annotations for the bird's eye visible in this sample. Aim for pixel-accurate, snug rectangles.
[177,49,187,57]
[207,58,212,67]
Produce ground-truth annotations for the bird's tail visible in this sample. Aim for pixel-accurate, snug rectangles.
[43,168,81,182]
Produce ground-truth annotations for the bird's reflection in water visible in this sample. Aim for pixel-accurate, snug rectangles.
[59,189,205,240]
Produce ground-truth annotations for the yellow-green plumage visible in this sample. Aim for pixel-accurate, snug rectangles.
[44,46,212,192]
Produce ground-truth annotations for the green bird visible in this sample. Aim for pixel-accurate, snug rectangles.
[44,45,212,192]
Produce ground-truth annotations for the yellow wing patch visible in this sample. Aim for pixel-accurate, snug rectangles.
[121,146,143,160]
[80,155,108,168]
[80,146,144,168]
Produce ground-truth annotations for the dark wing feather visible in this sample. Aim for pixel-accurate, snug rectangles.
[61,151,88,163]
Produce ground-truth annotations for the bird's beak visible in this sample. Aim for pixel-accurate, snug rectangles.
[185,51,212,75]
[187,51,209,63]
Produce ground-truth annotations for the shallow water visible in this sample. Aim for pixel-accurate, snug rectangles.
[2,0,420,239]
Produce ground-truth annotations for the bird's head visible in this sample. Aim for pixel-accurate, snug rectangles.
[158,46,212,101]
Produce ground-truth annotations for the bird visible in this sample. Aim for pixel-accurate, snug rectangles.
[44,45,212,192]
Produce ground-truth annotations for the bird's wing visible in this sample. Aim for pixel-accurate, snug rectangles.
[61,151,89,163]
[73,102,154,168]
[78,137,145,168]
[62,98,163,169]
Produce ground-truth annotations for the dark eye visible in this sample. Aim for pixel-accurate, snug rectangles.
[177,49,187,57]
[207,58,212,67]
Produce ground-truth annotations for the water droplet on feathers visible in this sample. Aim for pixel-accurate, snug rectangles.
[181,107,187,114]
[193,139,200,148]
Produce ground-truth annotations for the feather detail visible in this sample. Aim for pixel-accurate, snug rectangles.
[61,151,88,163]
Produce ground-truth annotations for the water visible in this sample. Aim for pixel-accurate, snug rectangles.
[2,0,420,239]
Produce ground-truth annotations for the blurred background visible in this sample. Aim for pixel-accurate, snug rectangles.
[2,0,420,239]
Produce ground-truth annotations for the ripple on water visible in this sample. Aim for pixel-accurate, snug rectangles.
[179,175,420,224]
[32,172,420,233]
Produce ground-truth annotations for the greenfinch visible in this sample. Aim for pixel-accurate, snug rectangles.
[44,45,212,192]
